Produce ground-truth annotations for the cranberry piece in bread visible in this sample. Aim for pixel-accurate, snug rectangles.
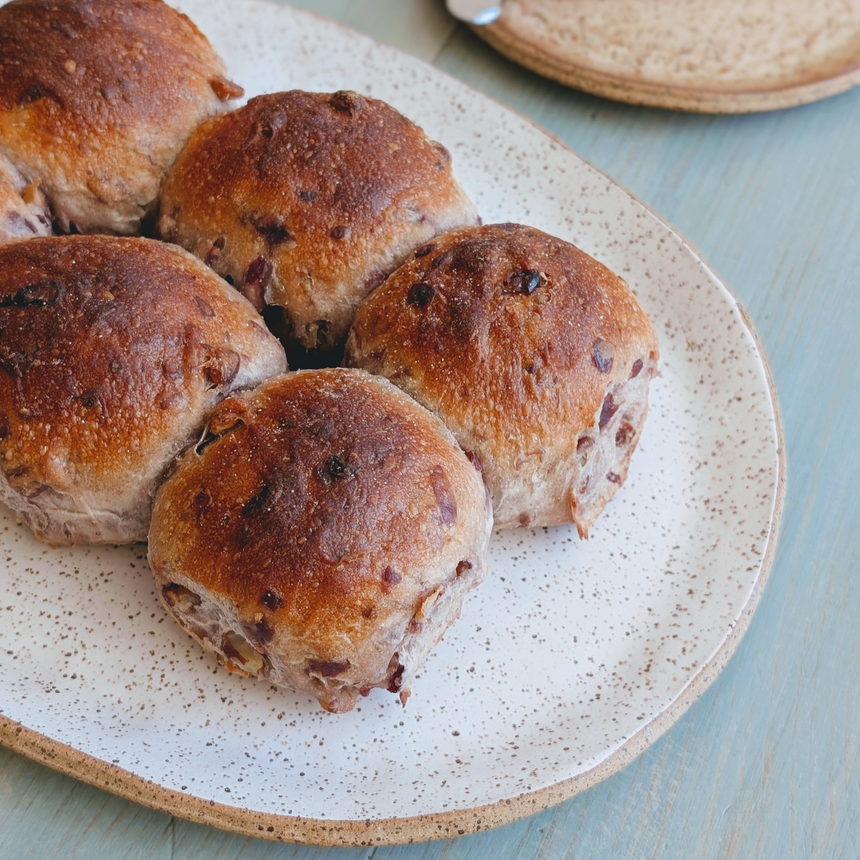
[0,235,286,546]
[156,90,478,357]
[0,0,243,235]
[148,369,492,713]
[0,154,51,243]
[346,223,659,535]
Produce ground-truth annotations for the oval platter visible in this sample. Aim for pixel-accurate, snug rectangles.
[475,0,860,113]
[0,0,786,846]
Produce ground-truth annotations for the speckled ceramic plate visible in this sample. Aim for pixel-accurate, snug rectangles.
[474,0,860,113]
[0,0,785,847]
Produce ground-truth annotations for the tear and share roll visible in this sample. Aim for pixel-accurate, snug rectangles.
[0,0,244,235]
[346,223,659,535]
[157,90,478,356]
[148,368,492,713]
[0,235,286,546]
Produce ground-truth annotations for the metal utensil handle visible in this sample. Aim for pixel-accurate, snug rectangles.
[446,0,504,25]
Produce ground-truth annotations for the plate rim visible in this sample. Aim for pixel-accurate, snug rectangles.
[0,39,788,843]
[475,15,860,113]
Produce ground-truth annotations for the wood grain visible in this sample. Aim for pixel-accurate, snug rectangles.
[1,1,859,858]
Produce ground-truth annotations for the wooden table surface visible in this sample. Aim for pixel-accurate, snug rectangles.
[1,1,858,857]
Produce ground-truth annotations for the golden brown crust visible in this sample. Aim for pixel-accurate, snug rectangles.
[148,368,492,712]
[157,90,478,354]
[0,235,286,544]
[0,0,243,234]
[345,223,659,531]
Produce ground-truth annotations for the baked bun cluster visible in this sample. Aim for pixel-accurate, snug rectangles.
[156,90,479,357]
[346,223,659,535]
[0,0,243,235]
[0,236,286,545]
[148,369,492,713]
[0,0,659,712]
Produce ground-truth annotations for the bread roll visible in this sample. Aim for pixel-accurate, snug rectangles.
[157,90,478,357]
[0,235,286,546]
[0,154,51,243]
[345,223,659,534]
[0,0,243,235]
[148,368,492,713]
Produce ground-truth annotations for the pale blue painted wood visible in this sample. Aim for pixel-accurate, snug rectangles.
[2,2,860,858]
